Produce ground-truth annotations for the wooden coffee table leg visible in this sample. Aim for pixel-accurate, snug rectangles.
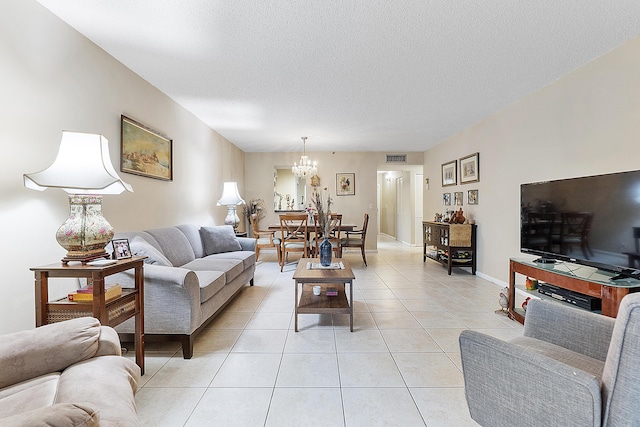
[295,280,299,332]
[349,281,353,332]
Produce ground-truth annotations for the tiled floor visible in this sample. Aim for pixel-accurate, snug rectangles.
[130,235,523,426]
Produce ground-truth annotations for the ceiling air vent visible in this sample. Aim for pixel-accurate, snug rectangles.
[386,154,407,164]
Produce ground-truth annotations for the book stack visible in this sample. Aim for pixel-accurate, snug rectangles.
[326,287,338,297]
[68,283,122,302]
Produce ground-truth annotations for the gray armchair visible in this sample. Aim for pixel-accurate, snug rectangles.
[459,293,640,427]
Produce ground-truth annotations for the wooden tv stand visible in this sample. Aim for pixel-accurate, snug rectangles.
[508,258,640,324]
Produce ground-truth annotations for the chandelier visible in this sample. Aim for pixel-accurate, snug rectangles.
[292,136,317,178]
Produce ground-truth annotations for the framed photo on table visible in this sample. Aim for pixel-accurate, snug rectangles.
[111,238,132,260]
[336,173,355,196]
[459,153,479,184]
[441,160,457,187]
[121,115,173,181]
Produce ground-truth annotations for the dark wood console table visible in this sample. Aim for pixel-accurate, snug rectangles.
[423,221,477,275]
[31,256,145,374]
[508,258,640,324]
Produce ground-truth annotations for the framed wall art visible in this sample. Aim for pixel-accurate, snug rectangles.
[441,160,457,187]
[460,152,479,184]
[443,193,451,206]
[121,115,173,181]
[468,189,479,205]
[454,191,463,206]
[336,173,355,196]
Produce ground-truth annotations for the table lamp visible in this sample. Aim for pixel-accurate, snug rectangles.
[217,182,245,232]
[24,131,133,263]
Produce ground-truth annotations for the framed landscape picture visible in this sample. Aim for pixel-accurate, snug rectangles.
[460,152,479,184]
[441,160,457,187]
[121,115,173,181]
[336,173,355,196]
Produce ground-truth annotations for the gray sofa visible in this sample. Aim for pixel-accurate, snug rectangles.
[0,317,140,426]
[459,293,640,427]
[108,224,256,359]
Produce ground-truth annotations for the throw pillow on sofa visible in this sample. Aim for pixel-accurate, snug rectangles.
[200,226,242,255]
[129,236,172,266]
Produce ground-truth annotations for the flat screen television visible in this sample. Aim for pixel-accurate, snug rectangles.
[520,169,640,278]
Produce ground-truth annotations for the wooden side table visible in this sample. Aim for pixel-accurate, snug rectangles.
[31,256,145,374]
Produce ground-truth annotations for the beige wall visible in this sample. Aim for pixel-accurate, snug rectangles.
[424,35,640,285]
[0,0,245,333]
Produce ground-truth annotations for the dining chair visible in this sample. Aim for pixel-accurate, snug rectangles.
[311,213,342,258]
[278,213,310,271]
[553,212,593,259]
[339,213,369,266]
[249,214,280,263]
[523,212,556,253]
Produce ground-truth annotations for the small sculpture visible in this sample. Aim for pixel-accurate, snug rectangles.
[496,287,509,315]
[450,208,466,224]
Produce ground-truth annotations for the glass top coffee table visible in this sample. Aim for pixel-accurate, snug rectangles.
[292,258,356,332]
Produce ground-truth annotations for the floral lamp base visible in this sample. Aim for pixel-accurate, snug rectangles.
[56,195,113,264]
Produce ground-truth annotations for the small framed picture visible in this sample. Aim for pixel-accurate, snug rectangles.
[460,153,479,184]
[336,173,355,196]
[112,238,132,260]
[468,189,479,205]
[454,191,463,206]
[441,160,457,187]
[443,193,452,206]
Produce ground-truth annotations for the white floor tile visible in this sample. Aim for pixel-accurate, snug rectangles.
[410,388,479,426]
[266,388,345,427]
[393,352,464,387]
[185,388,272,427]
[211,353,281,387]
[276,353,340,387]
[338,352,405,387]
[342,388,426,426]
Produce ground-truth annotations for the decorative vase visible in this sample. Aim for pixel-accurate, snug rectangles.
[320,237,332,266]
[56,195,114,259]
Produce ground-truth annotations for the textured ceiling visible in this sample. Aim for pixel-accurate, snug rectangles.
[35,1,640,153]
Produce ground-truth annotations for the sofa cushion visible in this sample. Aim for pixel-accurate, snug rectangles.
[193,271,226,303]
[0,374,60,420]
[129,236,172,266]
[203,251,256,271]
[176,224,205,258]
[0,402,100,427]
[0,318,100,389]
[56,356,140,427]
[145,227,196,267]
[181,258,244,284]
[200,226,242,255]
[510,336,605,378]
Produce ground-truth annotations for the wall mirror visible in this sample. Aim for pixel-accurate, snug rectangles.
[274,167,306,212]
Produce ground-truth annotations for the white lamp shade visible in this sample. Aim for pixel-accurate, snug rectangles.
[24,131,133,194]
[217,182,245,206]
